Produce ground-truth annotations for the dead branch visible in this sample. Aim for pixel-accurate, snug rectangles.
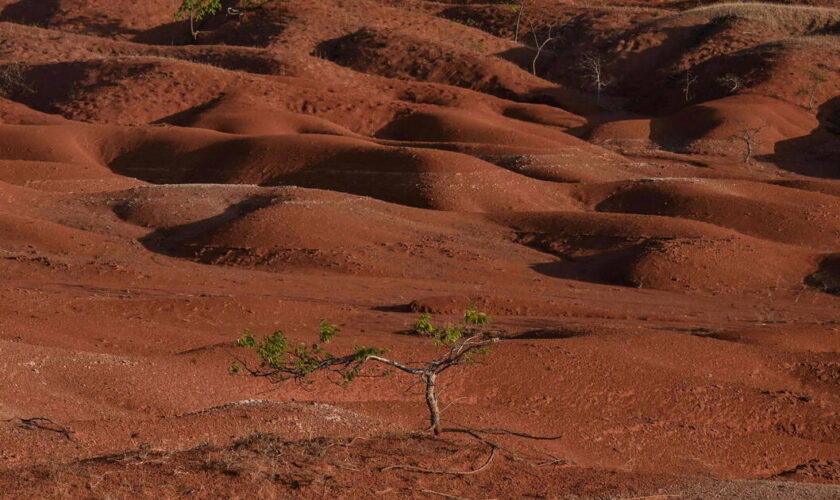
[10,417,77,441]
[460,427,562,441]
[513,0,526,43]
[717,73,742,94]
[416,489,470,500]
[683,69,698,102]
[380,446,497,475]
[528,21,562,76]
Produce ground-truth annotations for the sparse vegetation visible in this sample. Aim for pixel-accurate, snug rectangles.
[176,0,224,40]
[233,307,498,436]
[175,0,270,40]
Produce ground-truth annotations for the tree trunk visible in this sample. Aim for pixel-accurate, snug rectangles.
[808,83,818,112]
[514,3,523,42]
[424,372,441,435]
[190,10,197,40]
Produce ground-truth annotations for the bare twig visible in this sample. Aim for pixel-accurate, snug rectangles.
[528,21,562,76]
[381,447,497,475]
[416,489,471,500]
[513,1,525,42]
[683,68,698,102]
[717,73,742,94]
[8,417,76,441]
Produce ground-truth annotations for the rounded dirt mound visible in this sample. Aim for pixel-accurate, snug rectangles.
[129,187,534,280]
[107,130,576,211]
[494,210,817,292]
[589,178,840,250]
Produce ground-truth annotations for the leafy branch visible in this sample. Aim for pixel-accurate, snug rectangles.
[232,307,498,435]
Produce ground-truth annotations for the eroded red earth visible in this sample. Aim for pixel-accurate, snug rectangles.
[0,0,839,498]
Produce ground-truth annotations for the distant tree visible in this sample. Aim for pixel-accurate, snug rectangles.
[232,308,498,436]
[579,52,614,105]
[731,120,768,164]
[682,68,698,103]
[508,0,529,43]
[528,21,562,76]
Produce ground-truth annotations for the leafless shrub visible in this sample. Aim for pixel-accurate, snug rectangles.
[528,21,563,76]
[731,120,769,164]
[579,52,615,104]
[683,68,698,102]
[0,63,31,97]
[717,73,743,94]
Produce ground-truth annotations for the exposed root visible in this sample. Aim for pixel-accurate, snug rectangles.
[7,417,76,441]
[380,446,497,476]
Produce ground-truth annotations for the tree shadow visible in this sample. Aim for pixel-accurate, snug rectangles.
[765,96,840,178]
[530,246,645,288]
[132,21,194,46]
[0,0,60,26]
[805,253,840,296]
[3,61,153,116]
[648,104,721,152]
[132,195,277,256]
[513,328,588,340]
[370,304,413,313]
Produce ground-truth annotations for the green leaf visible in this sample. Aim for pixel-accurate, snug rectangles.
[434,324,464,346]
[413,313,436,335]
[464,306,489,326]
[258,331,291,368]
[175,0,223,22]
[352,345,387,361]
[236,329,257,348]
[319,319,340,343]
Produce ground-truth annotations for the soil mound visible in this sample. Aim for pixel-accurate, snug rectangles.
[590,178,840,250]
[494,210,816,292]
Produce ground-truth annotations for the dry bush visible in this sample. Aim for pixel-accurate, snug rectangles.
[0,63,31,97]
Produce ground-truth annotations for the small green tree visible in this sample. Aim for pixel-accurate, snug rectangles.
[175,0,224,40]
[232,307,497,435]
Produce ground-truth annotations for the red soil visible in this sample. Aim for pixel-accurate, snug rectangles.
[0,0,839,498]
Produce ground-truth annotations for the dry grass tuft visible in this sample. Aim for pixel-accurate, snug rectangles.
[677,2,840,31]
